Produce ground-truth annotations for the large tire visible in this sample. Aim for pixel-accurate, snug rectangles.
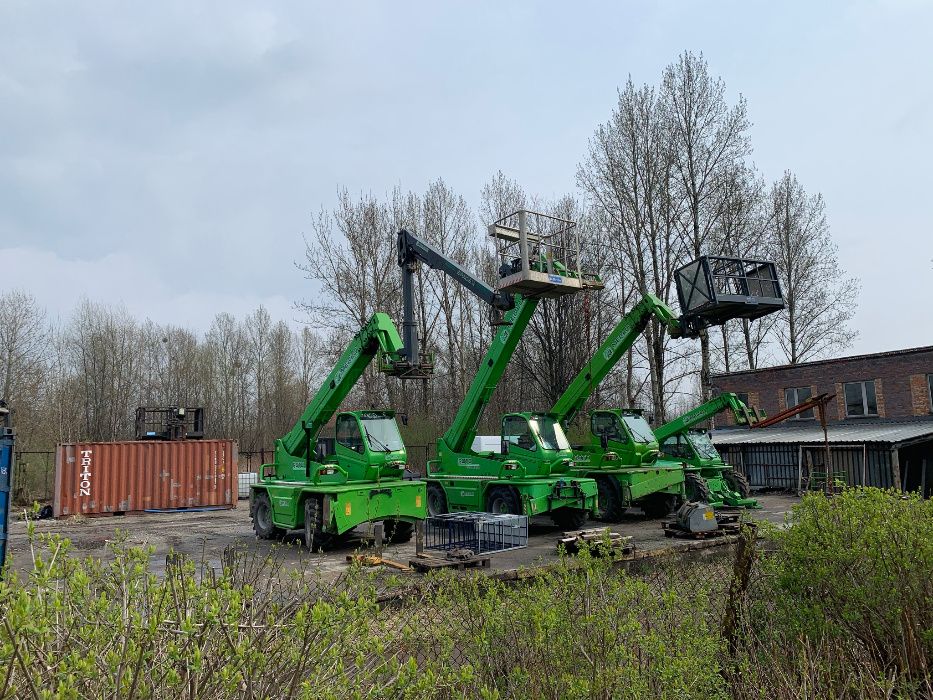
[550,507,588,531]
[724,470,751,499]
[426,482,448,517]
[640,492,677,519]
[382,519,414,544]
[594,476,623,522]
[485,486,521,515]
[251,490,283,540]
[684,472,714,504]
[303,496,338,552]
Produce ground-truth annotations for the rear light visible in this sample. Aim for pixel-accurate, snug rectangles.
[604,452,618,460]
[503,462,519,471]
[320,467,337,476]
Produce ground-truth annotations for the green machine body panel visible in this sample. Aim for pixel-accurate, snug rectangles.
[250,313,427,539]
[428,296,598,523]
[655,393,763,508]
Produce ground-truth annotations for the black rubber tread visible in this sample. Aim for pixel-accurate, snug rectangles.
[594,475,623,522]
[640,492,677,519]
[303,496,338,552]
[485,486,522,515]
[684,472,714,504]
[426,482,448,517]
[251,490,284,540]
[724,470,752,499]
[550,507,589,531]
[382,519,414,544]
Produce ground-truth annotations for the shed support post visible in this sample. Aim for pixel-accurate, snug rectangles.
[891,448,902,492]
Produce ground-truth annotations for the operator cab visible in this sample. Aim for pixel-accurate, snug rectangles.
[589,409,659,466]
[661,430,722,464]
[327,410,408,480]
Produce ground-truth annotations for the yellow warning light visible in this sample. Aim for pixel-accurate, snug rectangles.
[345,502,352,516]
[416,495,422,508]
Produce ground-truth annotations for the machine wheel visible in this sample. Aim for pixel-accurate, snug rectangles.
[684,472,714,504]
[486,486,521,515]
[724,470,751,499]
[303,496,338,552]
[640,493,677,519]
[426,482,448,517]
[550,507,588,531]
[251,491,283,540]
[594,476,622,522]
[382,519,414,544]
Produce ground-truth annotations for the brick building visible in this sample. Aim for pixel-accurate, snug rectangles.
[708,346,933,497]
[712,345,933,425]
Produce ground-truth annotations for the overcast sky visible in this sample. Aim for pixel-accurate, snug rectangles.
[1,1,930,355]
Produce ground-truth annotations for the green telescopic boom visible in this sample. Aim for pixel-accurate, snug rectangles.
[277,313,405,461]
[550,294,682,426]
[653,393,760,442]
[441,296,539,453]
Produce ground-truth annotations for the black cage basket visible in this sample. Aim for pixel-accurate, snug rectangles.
[675,256,784,329]
[425,512,529,555]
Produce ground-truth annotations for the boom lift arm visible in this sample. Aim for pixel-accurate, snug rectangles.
[397,229,514,369]
[653,393,762,443]
[551,256,785,427]
[273,313,409,473]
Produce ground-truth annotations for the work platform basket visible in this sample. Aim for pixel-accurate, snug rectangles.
[675,256,784,331]
[424,512,529,555]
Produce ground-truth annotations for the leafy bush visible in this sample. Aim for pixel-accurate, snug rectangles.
[734,488,933,699]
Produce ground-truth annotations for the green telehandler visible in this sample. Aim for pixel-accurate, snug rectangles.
[397,211,603,529]
[250,312,431,550]
[549,257,785,519]
[654,393,764,507]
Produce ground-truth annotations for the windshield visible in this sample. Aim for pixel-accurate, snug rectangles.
[688,432,720,460]
[361,416,404,452]
[622,414,656,444]
[529,416,571,451]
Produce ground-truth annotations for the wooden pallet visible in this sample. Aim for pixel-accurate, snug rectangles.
[662,521,742,540]
[558,527,634,556]
[346,554,412,572]
[408,554,491,572]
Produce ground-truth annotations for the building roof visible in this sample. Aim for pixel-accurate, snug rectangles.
[711,345,933,379]
[711,419,933,448]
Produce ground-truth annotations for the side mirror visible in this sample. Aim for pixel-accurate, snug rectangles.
[600,433,609,450]
[501,439,509,455]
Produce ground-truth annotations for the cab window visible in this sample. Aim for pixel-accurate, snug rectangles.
[503,415,535,451]
[336,415,364,452]
[661,435,692,459]
[591,413,627,443]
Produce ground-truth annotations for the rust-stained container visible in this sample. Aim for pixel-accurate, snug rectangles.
[54,440,237,517]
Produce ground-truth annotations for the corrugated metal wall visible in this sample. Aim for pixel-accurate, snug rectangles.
[54,440,237,517]
[719,443,896,491]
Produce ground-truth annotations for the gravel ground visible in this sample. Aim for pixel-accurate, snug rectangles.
[4,493,799,580]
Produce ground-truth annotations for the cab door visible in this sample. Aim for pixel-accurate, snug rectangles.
[502,415,539,471]
[335,413,370,481]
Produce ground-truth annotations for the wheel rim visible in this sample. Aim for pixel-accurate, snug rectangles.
[489,495,509,514]
[427,488,445,516]
[596,481,613,519]
[256,502,271,531]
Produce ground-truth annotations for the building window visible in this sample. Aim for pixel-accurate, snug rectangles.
[844,381,878,417]
[784,386,814,419]
[735,392,750,407]
[927,374,932,412]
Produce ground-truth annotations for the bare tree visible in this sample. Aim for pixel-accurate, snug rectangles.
[663,51,751,400]
[766,171,859,364]
[577,78,683,422]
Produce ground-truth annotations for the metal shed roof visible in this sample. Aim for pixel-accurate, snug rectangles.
[711,420,933,448]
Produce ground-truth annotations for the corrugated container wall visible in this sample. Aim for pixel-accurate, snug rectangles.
[54,440,237,517]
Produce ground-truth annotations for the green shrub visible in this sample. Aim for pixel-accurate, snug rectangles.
[734,488,933,699]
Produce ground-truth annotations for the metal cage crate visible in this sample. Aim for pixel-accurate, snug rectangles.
[675,256,784,328]
[424,512,529,555]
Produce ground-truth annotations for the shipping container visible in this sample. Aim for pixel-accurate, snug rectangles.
[54,440,237,517]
